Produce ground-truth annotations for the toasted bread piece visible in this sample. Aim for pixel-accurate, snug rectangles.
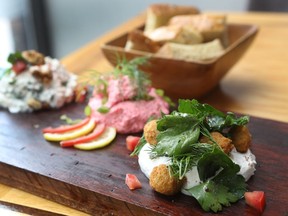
[125,30,161,53]
[169,14,228,46]
[155,39,224,62]
[145,25,203,45]
[144,4,199,33]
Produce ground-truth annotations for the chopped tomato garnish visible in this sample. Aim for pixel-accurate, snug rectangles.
[74,84,88,103]
[60,123,106,147]
[42,117,90,133]
[125,174,142,190]
[126,136,141,152]
[12,60,27,74]
[244,191,266,213]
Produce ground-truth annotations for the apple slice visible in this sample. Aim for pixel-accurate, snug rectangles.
[60,123,106,147]
[42,117,90,133]
[43,118,96,142]
[74,126,116,150]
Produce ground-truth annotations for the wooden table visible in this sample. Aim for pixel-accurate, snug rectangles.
[1,12,288,215]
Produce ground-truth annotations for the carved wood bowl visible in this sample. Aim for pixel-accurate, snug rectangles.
[101,23,258,99]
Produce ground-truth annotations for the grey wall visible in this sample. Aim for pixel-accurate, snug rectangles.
[45,0,249,58]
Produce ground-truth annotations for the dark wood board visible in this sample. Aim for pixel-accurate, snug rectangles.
[0,103,287,216]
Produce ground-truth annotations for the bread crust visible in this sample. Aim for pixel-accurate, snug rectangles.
[144,4,199,32]
[155,39,224,62]
[125,30,161,53]
[169,14,228,46]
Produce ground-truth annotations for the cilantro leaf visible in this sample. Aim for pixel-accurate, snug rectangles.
[185,147,246,212]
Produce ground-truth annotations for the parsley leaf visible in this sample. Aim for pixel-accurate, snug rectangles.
[186,147,246,212]
[151,112,201,157]
[178,99,249,132]
[131,99,250,213]
[188,180,239,212]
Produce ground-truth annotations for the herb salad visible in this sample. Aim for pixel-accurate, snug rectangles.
[133,99,256,213]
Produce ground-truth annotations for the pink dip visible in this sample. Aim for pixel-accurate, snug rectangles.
[89,75,169,134]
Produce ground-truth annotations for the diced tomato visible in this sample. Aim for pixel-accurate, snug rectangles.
[126,136,141,151]
[60,123,106,147]
[74,84,88,103]
[12,60,27,74]
[244,191,266,213]
[42,118,90,133]
[125,174,142,190]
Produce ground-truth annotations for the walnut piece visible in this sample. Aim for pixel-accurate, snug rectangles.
[30,64,53,84]
[22,50,45,65]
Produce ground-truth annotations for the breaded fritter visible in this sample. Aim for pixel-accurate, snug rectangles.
[230,125,252,153]
[144,120,159,145]
[200,131,234,154]
[149,164,184,196]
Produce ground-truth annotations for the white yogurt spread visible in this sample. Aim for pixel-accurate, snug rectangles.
[138,143,257,196]
[0,57,77,113]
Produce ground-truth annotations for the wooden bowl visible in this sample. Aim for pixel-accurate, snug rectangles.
[101,23,258,99]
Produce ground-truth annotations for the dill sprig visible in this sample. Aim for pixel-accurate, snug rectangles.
[113,56,152,100]
[81,57,152,101]
[168,143,216,180]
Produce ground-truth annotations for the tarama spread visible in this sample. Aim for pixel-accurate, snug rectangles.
[89,75,169,134]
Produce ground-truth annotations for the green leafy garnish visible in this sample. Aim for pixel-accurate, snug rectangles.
[1,52,26,80]
[178,99,249,133]
[155,89,175,107]
[60,115,82,125]
[151,113,201,157]
[97,106,110,114]
[132,99,250,212]
[169,143,215,179]
[0,68,12,80]
[80,56,173,116]
[113,56,152,101]
[7,52,25,64]
[84,105,92,116]
[131,136,148,156]
[186,147,246,212]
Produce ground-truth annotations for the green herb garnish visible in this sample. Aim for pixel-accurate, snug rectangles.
[113,56,152,101]
[132,99,250,212]
[60,115,82,125]
[7,52,25,64]
[155,89,175,107]
[84,105,92,116]
[97,106,110,114]
[186,147,246,212]
[80,56,173,117]
[131,136,148,156]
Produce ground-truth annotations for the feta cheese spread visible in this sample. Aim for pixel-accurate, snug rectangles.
[0,57,77,113]
[138,143,257,196]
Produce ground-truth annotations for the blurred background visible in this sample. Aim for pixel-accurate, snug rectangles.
[1,0,287,68]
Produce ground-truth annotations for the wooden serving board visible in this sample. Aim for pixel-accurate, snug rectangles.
[0,103,287,216]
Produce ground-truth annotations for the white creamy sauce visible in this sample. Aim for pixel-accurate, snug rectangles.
[0,57,77,113]
[138,143,257,196]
